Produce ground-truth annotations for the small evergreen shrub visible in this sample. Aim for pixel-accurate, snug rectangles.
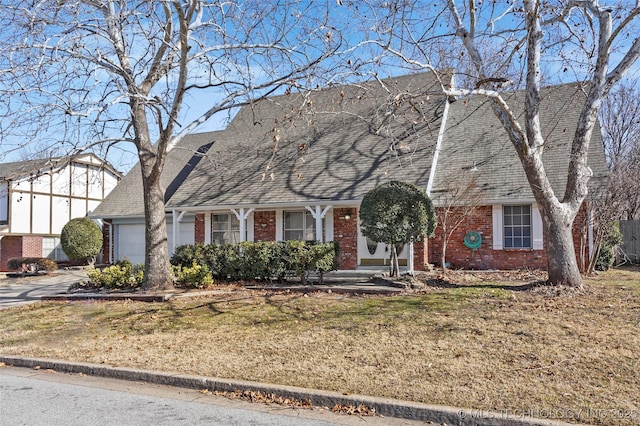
[173,261,214,289]
[595,221,623,271]
[7,257,58,273]
[86,260,144,290]
[60,217,103,265]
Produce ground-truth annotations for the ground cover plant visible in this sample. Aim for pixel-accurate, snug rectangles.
[1,268,639,425]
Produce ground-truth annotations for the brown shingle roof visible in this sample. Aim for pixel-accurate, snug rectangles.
[430,82,608,204]
[93,72,608,217]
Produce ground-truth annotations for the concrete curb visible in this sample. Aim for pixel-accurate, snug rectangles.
[0,355,574,426]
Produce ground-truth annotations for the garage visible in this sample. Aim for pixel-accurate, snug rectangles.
[114,217,195,265]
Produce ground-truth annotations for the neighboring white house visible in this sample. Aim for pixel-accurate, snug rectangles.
[0,154,121,269]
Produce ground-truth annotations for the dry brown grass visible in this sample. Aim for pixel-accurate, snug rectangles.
[1,267,639,425]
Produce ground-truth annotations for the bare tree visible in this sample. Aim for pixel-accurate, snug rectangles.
[1,1,347,290]
[432,174,485,273]
[600,82,640,220]
[346,0,640,287]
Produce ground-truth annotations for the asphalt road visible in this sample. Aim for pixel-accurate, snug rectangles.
[0,270,86,309]
[0,367,422,426]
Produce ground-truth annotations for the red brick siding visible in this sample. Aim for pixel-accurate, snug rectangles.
[333,208,358,269]
[253,211,276,241]
[429,204,590,270]
[101,219,113,264]
[413,238,429,271]
[195,214,205,244]
[1,236,24,270]
[21,236,43,257]
[1,235,43,271]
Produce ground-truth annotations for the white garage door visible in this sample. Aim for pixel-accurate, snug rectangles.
[116,224,146,265]
[115,221,195,265]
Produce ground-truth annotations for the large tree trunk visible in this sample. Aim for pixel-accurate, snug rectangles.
[132,100,173,291]
[141,167,173,291]
[539,202,583,287]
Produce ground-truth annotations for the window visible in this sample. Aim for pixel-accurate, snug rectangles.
[284,211,319,241]
[211,213,240,245]
[503,205,531,248]
[43,237,68,261]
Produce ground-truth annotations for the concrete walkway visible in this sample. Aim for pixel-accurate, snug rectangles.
[0,269,88,309]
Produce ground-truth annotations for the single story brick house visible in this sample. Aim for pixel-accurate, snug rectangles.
[0,154,121,269]
[91,71,607,271]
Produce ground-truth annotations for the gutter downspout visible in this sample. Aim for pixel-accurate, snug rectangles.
[416,98,451,276]
[172,210,187,254]
[102,221,113,264]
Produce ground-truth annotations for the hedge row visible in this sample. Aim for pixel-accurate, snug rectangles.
[7,257,58,273]
[171,241,339,284]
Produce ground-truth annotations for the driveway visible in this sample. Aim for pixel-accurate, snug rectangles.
[0,269,87,309]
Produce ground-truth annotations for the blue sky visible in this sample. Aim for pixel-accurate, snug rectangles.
[1,1,638,174]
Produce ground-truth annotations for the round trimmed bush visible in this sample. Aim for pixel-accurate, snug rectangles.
[61,217,103,265]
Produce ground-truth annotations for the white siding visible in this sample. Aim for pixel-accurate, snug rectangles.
[31,172,51,193]
[11,191,31,233]
[492,205,504,250]
[31,195,51,234]
[87,166,102,199]
[51,196,71,234]
[532,204,544,250]
[168,220,195,252]
[13,177,31,192]
[70,197,87,222]
[51,166,71,196]
[0,182,8,223]
[71,163,88,198]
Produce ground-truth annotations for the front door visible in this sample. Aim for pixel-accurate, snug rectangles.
[357,227,408,267]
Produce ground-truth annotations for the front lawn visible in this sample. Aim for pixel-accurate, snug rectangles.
[1,268,639,425]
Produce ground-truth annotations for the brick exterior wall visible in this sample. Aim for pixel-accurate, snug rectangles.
[429,204,591,270]
[1,236,23,271]
[1,235,44,271]
[253,211,276,241]
[333,208,358,269]
[195,214,205,244]
[413,239,429,271]
[101,219,113,264]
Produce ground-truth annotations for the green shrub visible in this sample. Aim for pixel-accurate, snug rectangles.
[86,261,144,290]
[7,257,58,273]
[173,261,214,288]
[170,241,339,284]
[171,244,208,267]
[312,241,340,283]
[60,217,103,265]
[595,221,623,271]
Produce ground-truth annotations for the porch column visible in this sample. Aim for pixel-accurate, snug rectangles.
[305,205,332,243]
[231,208,254,242]
[171,210,186,253]
[407,242,414,275]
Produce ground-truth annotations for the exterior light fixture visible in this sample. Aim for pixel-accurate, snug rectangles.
[344,209,352,220]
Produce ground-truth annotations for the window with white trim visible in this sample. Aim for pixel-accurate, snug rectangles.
[503,205,532,248]
[211,213,240,245]
[43,237,68,261]
[283,211,321,241]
